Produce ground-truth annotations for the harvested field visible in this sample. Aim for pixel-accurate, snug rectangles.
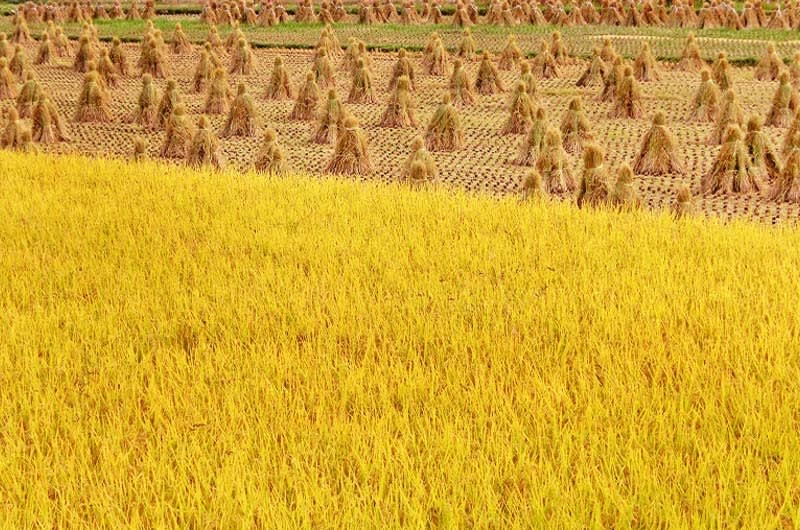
[2,36,799,223]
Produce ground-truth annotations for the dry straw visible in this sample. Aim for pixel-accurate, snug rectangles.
[221,82,257,138]
[702,124,763,195]
[610,163,642,209]
[128,74,158,128]
[265,57,293,100]
[632,112,685,175]
[501,82,534,135]
[515,106,547,166]
[348,59,376,103]
[326,115,372,175]
[32,95,70,144]
[532,39,558,79]
[380,75,417,128]
[609,66,643,119]
[708,89,744,145]
[676,33,705,71]
[576,143,611,208]
[289,72,320,121]
[770,132,800,202]
[404,136,437,183]
[576,47,606,87]
[633,42,660,82]
[498,34,522,71]
[474,51,504,95]
[689,69,719,122]
[744,115,781,183]
[254,129,288,175]
[765,71,798,128]
[425,93,464,152]
[755,42,782,81]
[449,59,475,106]
[313,88,346,144]
[74,71,112,123]
[560,96,592,154]
[159,104,194,158]
[537,126,575,194]
[187,115,224,169]
[388,49,416,92]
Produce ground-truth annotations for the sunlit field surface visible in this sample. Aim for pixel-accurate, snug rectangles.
[2,152,800,528]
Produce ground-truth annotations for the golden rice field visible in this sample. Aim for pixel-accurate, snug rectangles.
[2,151,800,528]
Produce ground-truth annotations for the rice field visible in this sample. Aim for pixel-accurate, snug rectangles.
[2,151,800,527]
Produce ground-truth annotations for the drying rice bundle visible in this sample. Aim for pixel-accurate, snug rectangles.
[254,129,288,175]
[632,111,685,175]
[193,50,214,93]
[225,25,245,52]
[744,115,781,183]
[711,51,733,90]
[790,52,800,89]
[11,12,31,44]
[708,89,743,145]
[221,83,257,137]
[610,163,642,209]
[755,42,782,81]
[187,115,224,169]
[599,56,624,102]
[425,93,464,151]
[770,132,800,202]
[288,72,320,121]
[15,127,37,153]
[313,88,346,144]
[518,61,538,99]
[576,47,606,87]
[205,24,223,52]
[676,33,705,71]
[498,34,523,71]
[127,74,158,128]
[204,67,231,115]
[32,95,70,143]
[388,49,416,92]
[230,39,253,76]
[35,32,54,65]
[170,23,192,54]
[9,45,28,81]
[474,51,504,95]
[404,136,437,183]
[671,185,695,218]
[109,38,129,76]
[783,110,800,155]
[537,126,575,194]
[265,57,293,100]
[72,35,95,73]
[599,36,616,63]
[159,104,194,158]
[501,82,534,135]
[576,143,611,208]
[702,124,762,194]
[74,71,112,122]
[128,0,141,20]
[139,35,165,78]
[689,69,719,122]
[765,72,798,128]
[326,115,373,174]
[312,48,335,88]
[15,72,39,119]
[157,79,182,128]
[520,169,545,200]
[348,59,376,103]
[514,106,547,166]
[449,59,475,106]
[560,96,592,154]
[632,42,660,82]
[550,31,569,65]
[380,75,417,127]
[609,66,643,119]
[532,39,558,79]
[1,107,22,147]
[97,49,118,88]
[422,35,448,76]
[457,28,477,60]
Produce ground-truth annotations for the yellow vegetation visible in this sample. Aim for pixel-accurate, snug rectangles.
[2,152,800,528]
